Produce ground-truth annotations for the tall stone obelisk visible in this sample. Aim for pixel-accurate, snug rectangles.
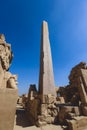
[39,21,56,99]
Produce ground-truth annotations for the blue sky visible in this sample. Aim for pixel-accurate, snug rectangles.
[0,0,87,95]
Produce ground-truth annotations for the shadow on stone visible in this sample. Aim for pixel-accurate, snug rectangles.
[16,109,33,127]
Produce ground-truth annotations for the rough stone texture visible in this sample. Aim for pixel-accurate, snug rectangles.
[68,62,87,104]
[39,21,56,100]
[0,89,18,130]
[0,34,18,89]
[58,106,80,124]
[0,34,18,130]
[55,62,87,129]
[59,62,87,105]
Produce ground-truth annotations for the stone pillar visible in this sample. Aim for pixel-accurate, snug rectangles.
[39,21,56,102]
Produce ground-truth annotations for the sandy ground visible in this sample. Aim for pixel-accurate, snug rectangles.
[14,124,63,130]
[14,106,63,130]
[14,106,87,130]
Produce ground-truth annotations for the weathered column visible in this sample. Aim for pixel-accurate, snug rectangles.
[39,21,56,102]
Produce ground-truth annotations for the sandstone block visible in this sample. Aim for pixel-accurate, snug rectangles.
[0,88,18,130]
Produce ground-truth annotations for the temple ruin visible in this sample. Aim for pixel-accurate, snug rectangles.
[1,21,87,130]
[25,21,87,130]
[0,34,18,130]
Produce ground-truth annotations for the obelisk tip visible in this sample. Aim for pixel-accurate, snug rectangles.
[42,21,48,36]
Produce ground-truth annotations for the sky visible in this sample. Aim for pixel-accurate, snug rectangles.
[0,0,87,95]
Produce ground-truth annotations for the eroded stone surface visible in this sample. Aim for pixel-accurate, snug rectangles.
[0,34,18,130]
[0,34,18,89]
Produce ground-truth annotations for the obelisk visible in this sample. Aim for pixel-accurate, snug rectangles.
[39,21,56,99]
